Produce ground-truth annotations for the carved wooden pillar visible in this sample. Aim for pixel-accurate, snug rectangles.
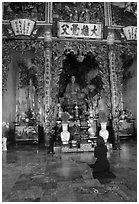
[108,47,120,148]
[105,2,120,148]
[104,2,112,26]
[43,2,53,145]
[109,49,118,116]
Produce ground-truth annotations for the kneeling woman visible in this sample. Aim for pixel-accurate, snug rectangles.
[92,136,110,175]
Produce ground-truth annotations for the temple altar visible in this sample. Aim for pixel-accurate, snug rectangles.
[56,73,101,149]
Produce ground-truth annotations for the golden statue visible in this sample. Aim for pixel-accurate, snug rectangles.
[64,76,80,100]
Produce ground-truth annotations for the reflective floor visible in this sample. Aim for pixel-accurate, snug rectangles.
[2,140,137,202]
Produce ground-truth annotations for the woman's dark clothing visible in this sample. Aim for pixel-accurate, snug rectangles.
[89,140,116,183]
[49,135,55,154]
[93,145,110,173]
[38,125,44,144]
[107,118,116,148]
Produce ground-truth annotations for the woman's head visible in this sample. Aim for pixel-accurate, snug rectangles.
[97,136,105,146]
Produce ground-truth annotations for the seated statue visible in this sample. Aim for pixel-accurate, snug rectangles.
[64,76,80,100]
[63,76,87,115]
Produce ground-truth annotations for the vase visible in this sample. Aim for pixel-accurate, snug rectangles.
[88,127,95,138]
[60,123,70,145]
[2,137,7,151]
[88,118,96,138]
[99,122,109,143]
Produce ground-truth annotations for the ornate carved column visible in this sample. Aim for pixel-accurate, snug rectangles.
[45,2,53,24]
[105,2,120,148]
[107,34,121,149]
[109,47,120,148]
[43,2,53,145]
[44,29,52,108]
[104,2,112,26]
[109,49,118,116]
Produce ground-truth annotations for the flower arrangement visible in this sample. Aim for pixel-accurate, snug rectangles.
[61,112,70,123]
[99,110,107,123]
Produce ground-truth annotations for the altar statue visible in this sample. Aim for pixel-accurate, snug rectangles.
[64,76,80,99]
[25,79,36,111]
[18,88,28,113]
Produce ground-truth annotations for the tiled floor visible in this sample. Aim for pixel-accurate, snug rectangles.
[2,140,137,202]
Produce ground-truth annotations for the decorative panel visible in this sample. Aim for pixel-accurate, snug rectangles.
[15,125,38,142]
[58,22,102,39]
[123,26,137,41]
[53,2,104,23]
[10,19,35,36]
[3,2,45,21]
